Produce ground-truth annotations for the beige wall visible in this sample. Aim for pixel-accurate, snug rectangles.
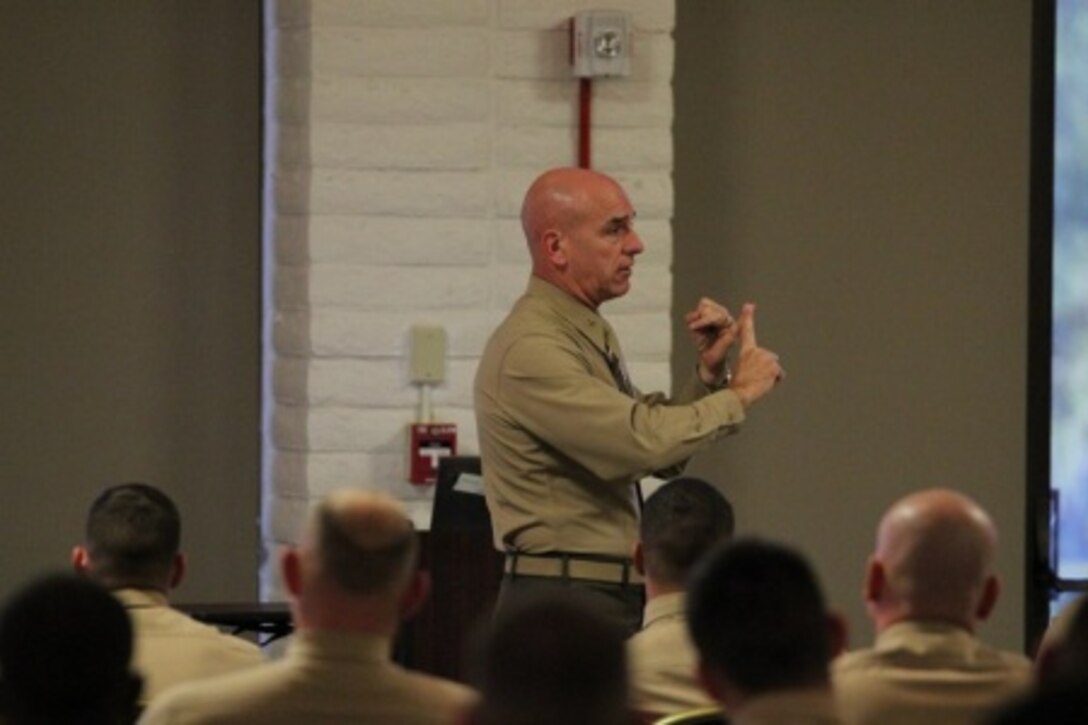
[673,0,1032,651]
[0,2,261,602]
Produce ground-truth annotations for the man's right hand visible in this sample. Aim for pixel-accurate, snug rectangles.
[728,303,784,408]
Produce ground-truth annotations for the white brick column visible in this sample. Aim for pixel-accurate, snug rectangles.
[263,0,676,598]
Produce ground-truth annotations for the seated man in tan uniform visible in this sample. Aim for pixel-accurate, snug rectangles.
[688,538,845,725]
[139,490,476,725]
[833,488,1032,725]
[628,477,734,720]
[475,166,784,634]
[72,482,261,705]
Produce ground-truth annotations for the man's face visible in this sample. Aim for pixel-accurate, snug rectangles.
[561,178,644,308]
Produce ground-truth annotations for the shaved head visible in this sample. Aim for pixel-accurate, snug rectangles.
[518,167,643,308]
[870,488,999,627]
[306,490,418,596]
[521,168,614,249]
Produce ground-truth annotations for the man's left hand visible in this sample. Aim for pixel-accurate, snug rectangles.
[685,297,739,386]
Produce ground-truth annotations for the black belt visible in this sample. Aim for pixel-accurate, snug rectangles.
[504,550,643,585]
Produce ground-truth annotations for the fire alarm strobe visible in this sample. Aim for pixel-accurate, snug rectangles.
[571,10,632,78]
[408,423,457,485]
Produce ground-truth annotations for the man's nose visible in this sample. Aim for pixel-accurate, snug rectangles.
[625,232,644,255]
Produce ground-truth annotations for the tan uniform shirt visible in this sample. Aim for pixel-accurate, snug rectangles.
[629,592,717,717]
[732,689,843,725]
[474,277,745,557]
[832,620,1032,725]
[137,630,476,725]
[116,588,262,706]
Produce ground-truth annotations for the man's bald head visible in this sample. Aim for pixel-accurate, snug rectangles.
[518,167,642,308]
[868,488,999,629]
[521,167,608,248]
[305,490,419,597]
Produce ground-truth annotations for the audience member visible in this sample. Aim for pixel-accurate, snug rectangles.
[1035,593,1086,675]
[833,488,1031,725]
[138,490,475,725]
[0,573,141,725]
[629,478,733,719]
[462,589,631,725]
[989,590,1088,723]
[688,538,845,725]
[72,483,261,704]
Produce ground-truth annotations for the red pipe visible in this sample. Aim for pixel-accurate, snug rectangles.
[578,77,592,168]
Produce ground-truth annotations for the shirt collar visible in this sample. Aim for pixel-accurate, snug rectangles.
[526,276,613,356]
[874,619,976,651]
[113,588,170,608]
[642,591,687,628]
[288,629,395,664]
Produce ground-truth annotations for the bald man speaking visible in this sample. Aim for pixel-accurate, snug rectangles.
[474,167,783,633]
[833,488,1032,725]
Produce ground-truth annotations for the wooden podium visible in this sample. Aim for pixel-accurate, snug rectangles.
[401,456,502,681]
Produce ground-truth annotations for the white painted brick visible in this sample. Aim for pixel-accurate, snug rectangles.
[281,29,491,79]
[497,30,673,82]
[497,126,672,170]
[594,81,674,128]
[308,309,502,358]
[273,310,310,354]
[307,265,491,310]
[272,171,311,216]
[271,0,309,29]
[273,357,311,404]
[308,0,489,28]
[275,216,492,267]
[494,219,529,262]
[271,451,309,499]
[274,266,310,311]
[497,80,673,128]
[278,123,491,171]
[274,26,312,76]
[283,358,479,408]
[495,170,672,218]
[278,78,492,125]
[298,405,479,453]
[302,407,413,452]
[283,170,492,216]
[495,125,577,169]
[273,404,310,450]
[268,494,311,543]
[274,217,310,265]
[499,0,675,31]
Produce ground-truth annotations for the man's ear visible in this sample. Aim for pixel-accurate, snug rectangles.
[398,571,432,621]
[633,541,645,577]
[281,548,303,598]
[71,545,90,575]
[542,229,567,267]
[169,553,187,590]
[975,575,1000,622]
[863,557,885,605]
